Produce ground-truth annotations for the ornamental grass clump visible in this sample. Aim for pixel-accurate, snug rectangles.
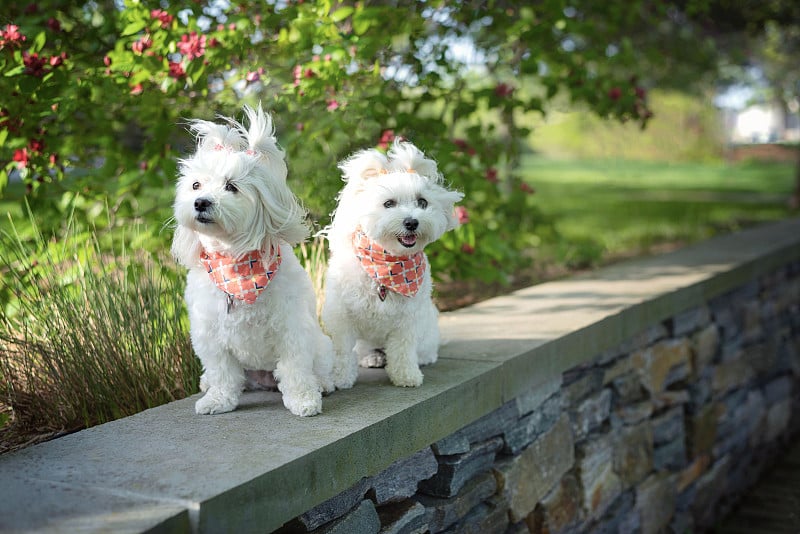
[0,218,199,451]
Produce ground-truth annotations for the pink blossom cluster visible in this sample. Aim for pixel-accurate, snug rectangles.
[0,24,26,48]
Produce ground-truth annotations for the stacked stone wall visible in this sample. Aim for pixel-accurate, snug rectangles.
[277,260,800,534]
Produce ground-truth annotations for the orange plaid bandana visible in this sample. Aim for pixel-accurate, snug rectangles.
[200,247,281,307]
[353,229,426,300]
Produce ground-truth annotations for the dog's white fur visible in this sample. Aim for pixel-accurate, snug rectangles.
[322,141,463,388]
[172,105,334,416]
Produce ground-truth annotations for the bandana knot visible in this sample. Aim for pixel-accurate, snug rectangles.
[353,229,426,300]
[200,247,280,306]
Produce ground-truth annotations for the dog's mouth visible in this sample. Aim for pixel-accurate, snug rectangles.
[195,215,214,224]
[397,233,418,248]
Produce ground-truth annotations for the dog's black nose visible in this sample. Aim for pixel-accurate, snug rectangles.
[194,198,212,212]
[403,217,419,231]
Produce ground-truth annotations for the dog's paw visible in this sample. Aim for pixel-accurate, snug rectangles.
[195,389,238,415]
[282,390,323,417]
[319,374,336,395]
[332,360,359,390]
[387,366,424,388]
[359,349,387,368]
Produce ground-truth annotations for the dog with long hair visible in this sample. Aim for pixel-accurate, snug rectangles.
[172,105,334,416]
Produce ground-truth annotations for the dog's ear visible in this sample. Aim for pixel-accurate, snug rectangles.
[436,188,466,232]
[249,173,310,249]
[171,225,202,268]
[339,149,389,185]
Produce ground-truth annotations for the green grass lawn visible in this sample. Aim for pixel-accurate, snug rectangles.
[522,156,798,269]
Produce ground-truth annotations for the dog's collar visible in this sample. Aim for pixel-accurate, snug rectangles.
[353,229,426,300]
[200,246,280,310]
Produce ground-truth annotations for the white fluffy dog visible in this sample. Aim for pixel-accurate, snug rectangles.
[323,141,464,388]
[171,105,334,416]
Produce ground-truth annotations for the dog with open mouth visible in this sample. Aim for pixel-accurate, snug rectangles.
[322,140,464,388]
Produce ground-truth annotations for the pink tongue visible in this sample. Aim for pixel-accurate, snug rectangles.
[400,235,417,246]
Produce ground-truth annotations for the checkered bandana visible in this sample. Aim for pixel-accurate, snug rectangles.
[200,247,281,305]
[353,229,426,300]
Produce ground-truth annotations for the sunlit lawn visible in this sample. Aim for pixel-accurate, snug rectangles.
[522,156,797,268]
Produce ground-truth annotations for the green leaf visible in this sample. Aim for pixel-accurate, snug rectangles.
[32,31,47,53]
[122,20,147,37]
[331,6,353,22]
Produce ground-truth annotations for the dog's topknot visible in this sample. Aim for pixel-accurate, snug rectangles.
[187,104,285,164]
[339,139,443,184]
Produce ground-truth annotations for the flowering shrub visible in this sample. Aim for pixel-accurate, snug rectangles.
[0,1,702,285]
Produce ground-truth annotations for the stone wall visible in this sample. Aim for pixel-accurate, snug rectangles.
[277,260,800,534]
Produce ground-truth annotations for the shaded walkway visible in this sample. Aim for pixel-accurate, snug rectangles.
[715,437,800,533]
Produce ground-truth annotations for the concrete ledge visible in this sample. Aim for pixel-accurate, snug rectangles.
[1,218,799,533]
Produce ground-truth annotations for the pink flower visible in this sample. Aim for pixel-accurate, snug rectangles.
[49,52,66,67]
[132,35,152,55]
[378,129,395,150]
[326,99,340,111]
[150,9,174,29]
[130,83,143,95]
[485,167,498,183]
[103,55,112,67]
[296,122,305,131]
[245,70,260,83]
[634,86,647,100]
[0,25,26,47]
[454,206,469,224]
[177,31,206,61]
[608,87,622,101]
[13,148,29,168]
[461,243,475,254]
[49,153,58,165]
[520,182,535,194]
[47,17,61,32]
[167,61,185,78]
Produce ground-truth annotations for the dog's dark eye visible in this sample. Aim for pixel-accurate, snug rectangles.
[383,199,396,209]
[192,181,201,190]
[225,181,238,193]
[417,198,428,209]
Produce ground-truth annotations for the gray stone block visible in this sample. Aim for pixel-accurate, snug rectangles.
[420,437,503,498]
[418,471,497,533]
[764,375,793,405]
[503,392,561,455]
[672,305,711,337]
[562,368,604,405]
[653,437,687,471]
[576,431,621,521]
[319,499,380,534]
[515,380,562,417]
[432,402,517,455]
[439,495,508,534]
[571,388,612,441]
[377,501,427,534]
[300,478,370,530]
[652,407,685,445]
[369,447,438,505]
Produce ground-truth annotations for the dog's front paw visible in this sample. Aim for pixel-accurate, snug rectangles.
[387,365,424,388]
[332,358,359,390]
[282,390,323,417]
[195,388,238,415]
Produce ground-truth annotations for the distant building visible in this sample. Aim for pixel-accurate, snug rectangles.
[726,101,800,144]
